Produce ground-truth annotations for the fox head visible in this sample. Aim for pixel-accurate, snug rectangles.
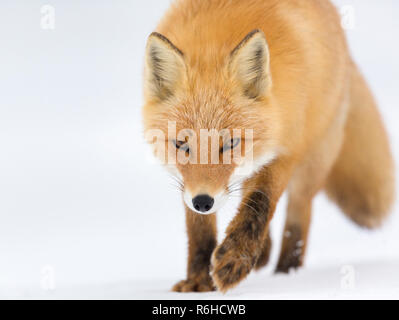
[143,30,282,214]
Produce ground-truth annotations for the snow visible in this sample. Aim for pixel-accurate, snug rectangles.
[6,260,399,300]
[0,0,398,300]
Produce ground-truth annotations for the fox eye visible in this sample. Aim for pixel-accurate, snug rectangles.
[221,138,241,153]
[173,140,190,153]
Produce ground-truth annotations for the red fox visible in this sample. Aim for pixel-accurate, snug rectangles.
[142,0,395,292]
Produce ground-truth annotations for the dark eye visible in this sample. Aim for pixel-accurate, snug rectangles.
[221,138,241,153]
[173,140,190,153]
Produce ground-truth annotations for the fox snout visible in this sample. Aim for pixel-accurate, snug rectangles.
[184,188,228,215]
[192,194,214,213]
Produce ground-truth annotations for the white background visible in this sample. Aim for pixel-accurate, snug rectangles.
[0,0,398,299]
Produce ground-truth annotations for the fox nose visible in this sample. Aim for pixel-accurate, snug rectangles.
[192,195,214,213]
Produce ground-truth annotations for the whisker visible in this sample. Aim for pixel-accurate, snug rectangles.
[168,174,184,192]
[241,202,260,216]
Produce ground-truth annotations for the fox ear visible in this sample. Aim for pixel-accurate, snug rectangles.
[229,30,271,99]
[145,32,186,101]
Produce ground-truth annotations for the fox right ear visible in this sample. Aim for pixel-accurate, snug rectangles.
[228,30,271,99]
[144,32,186,101]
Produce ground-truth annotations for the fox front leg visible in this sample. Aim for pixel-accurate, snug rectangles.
[211,191,271,292]
[211,159,294,292]
[172,207,217,292]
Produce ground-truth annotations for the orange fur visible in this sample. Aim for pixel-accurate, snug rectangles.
[142,0,395,292]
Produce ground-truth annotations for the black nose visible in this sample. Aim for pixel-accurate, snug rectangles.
[192,195,214,213]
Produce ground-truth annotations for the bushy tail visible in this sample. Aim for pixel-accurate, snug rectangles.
[325,64,395,229]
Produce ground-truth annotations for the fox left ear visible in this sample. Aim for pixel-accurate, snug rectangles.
[144,32,186,101]
[229,30,271,99]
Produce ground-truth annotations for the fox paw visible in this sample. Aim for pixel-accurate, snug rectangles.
[211,240,255,292]
[172,276,215,293]
[275,253,302,274]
